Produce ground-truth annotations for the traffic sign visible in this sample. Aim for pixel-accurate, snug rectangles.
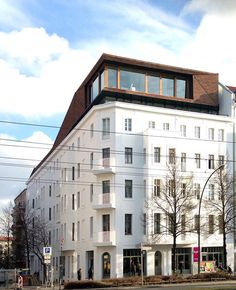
[43,247,52,256]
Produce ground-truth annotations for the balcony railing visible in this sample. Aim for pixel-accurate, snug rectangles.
[93,193,115,209]
[93,230,116,246]
[92,158,115,175]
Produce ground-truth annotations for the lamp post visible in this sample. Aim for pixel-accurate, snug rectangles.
[197,163,225,274]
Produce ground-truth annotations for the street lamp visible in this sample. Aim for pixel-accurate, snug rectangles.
[197,163,225,274]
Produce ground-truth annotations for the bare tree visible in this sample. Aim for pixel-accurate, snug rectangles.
[27,215,50,281]
[0,202,13,268]
[205,164,234,269]
[145,162,196,274]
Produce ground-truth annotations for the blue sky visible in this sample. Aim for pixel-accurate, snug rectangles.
[0,0,236,206]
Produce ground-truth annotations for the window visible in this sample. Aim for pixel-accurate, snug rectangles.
[176,79,186,98]
[102,180,110,194]
[209,215,214,234]
[90,184,93,202]
[108,68,117,88]
[147,75,160,94]
[169,148,176,164]
[77,221,80,241]
[163,123,169,131]
[143,179,147,197]
[49,207,51,221]
[143,213,147,235]
[208,128,214,140]
[125,118,132,131]
[208,184,215,200]
[181,153,186,171]
[72,166,75,180]
[102,148,110,167]
[90,217,93,238]
[153,179,160,197]
[195,153,201,168]
[72,223,75,241]
[218,215,223,234]
[181,183,186,197]
[125,214,132,235]
[218,155,224,166]
[168,213,174,234]
[77,137,80,148]
[125,147,133,164]
[218,129,224,141]
[90,153,93,169]
[100,70,104,91]
[149,121,155,129]
[154,147,161,163]
[143,148,146,164]
[32,198,35,208]
[103,214,110,232]
[90,123,94,138]
[194,215,200,231]
[125,180,132,198]
[72,194,75,210]
[208,154,215,169]
[180,125,186,137]
[181,214,186,233]
[77,192,80,208]
[120,69,145,92]
[77,163,80,178]
[194,183,200,199]
[92,76,99,100]
[154,213,161,234]
[168,180,174,196]
[102,118,110,137]
[162,77,174,96]
[194,126,200,138]
[49,185,52,197]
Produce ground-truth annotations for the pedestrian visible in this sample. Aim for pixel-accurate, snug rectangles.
[88,266,93,280]
[77,268,82,280]
[130,259,136,276]
[17,274,23,289]
[178,260,184,274]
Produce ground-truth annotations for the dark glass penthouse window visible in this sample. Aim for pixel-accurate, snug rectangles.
[92,76,99,100]
[120,69,145,92]
[176,79,186,98]
[162,77,174,96]
[147,75,160,94]
[108,68,117,88]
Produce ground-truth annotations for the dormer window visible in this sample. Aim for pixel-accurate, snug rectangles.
[120,69,145,92]
[87,65,191,104]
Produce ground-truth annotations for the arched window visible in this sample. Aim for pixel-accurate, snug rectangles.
[102,252,111,278]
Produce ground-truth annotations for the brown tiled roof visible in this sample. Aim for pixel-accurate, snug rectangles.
[29,53,219,178]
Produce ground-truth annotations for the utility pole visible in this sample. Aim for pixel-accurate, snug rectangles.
[197,163,225,274]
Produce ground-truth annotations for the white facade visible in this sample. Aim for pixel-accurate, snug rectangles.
[26,93,235,281]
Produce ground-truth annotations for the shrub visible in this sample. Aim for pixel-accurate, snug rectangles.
[64,280,112,289]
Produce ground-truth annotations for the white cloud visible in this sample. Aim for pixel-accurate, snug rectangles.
[180,1,236,85]
[0,27,96,117]
[0,0,31,30]
[0,131,53,207]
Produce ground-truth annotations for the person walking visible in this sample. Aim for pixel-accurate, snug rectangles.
[179,260,184,274]
[88,266,93,280]
[17,274,23,289]
[77,268,82,280]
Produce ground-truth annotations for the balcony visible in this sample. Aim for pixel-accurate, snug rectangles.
[93,193,115,209]
[92,158,115,175]
[93,230,116,246]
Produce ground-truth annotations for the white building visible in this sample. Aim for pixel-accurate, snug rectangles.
[26,54,236,281]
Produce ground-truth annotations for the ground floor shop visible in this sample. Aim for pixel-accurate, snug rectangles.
[29,245,233,282]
